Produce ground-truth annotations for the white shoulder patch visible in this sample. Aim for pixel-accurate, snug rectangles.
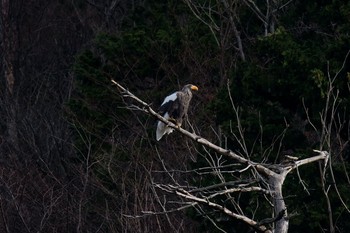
[161,92,178,105]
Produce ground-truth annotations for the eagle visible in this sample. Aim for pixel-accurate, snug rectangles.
[156,84,198,141]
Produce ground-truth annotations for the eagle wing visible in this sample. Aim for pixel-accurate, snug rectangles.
[156,91,178,141]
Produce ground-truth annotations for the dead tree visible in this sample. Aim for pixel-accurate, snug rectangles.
[111,80,330,233]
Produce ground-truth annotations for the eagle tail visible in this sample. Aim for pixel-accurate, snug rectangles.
[156,113,174,141]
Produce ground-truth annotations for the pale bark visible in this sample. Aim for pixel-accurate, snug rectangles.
[111,80,330,233]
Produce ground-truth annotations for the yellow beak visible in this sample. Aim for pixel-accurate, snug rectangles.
[191,85,199,91]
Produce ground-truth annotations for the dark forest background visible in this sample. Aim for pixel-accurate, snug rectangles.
[0,0,350,232]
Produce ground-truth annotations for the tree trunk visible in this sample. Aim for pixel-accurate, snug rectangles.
[220,0,246,61]
[270,172,288,233]
[1,0,19,155]
[1,0,16,94]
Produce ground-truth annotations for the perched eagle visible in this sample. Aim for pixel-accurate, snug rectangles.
[156,84,198,141]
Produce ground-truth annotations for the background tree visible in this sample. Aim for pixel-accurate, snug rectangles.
[0,0,138,231]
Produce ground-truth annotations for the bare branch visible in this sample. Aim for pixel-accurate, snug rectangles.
[174,188,272,233]
[111,79,278,176]
[293,150,329,169]
[207,186,272,199]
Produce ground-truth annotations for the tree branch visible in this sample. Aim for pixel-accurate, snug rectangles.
[111,79,277,176]
[293,150,329,169]
[174,187,272,233]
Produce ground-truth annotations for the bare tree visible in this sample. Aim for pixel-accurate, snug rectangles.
[111,79,331,233]
[72,0,144,33]
[182,0,294,87]
[182,0,245,87]
[0,0,20,156]
[242,0,293,36]
[0,0,104,231]
[303,51,350,233]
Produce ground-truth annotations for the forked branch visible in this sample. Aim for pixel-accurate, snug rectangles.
[111,79,330,233]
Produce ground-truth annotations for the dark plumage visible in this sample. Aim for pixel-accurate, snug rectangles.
[156,84,198,141]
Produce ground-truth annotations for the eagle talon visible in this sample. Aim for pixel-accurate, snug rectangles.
[168,117,177,124]
[168,118,180,129]
[168,118,182,128]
